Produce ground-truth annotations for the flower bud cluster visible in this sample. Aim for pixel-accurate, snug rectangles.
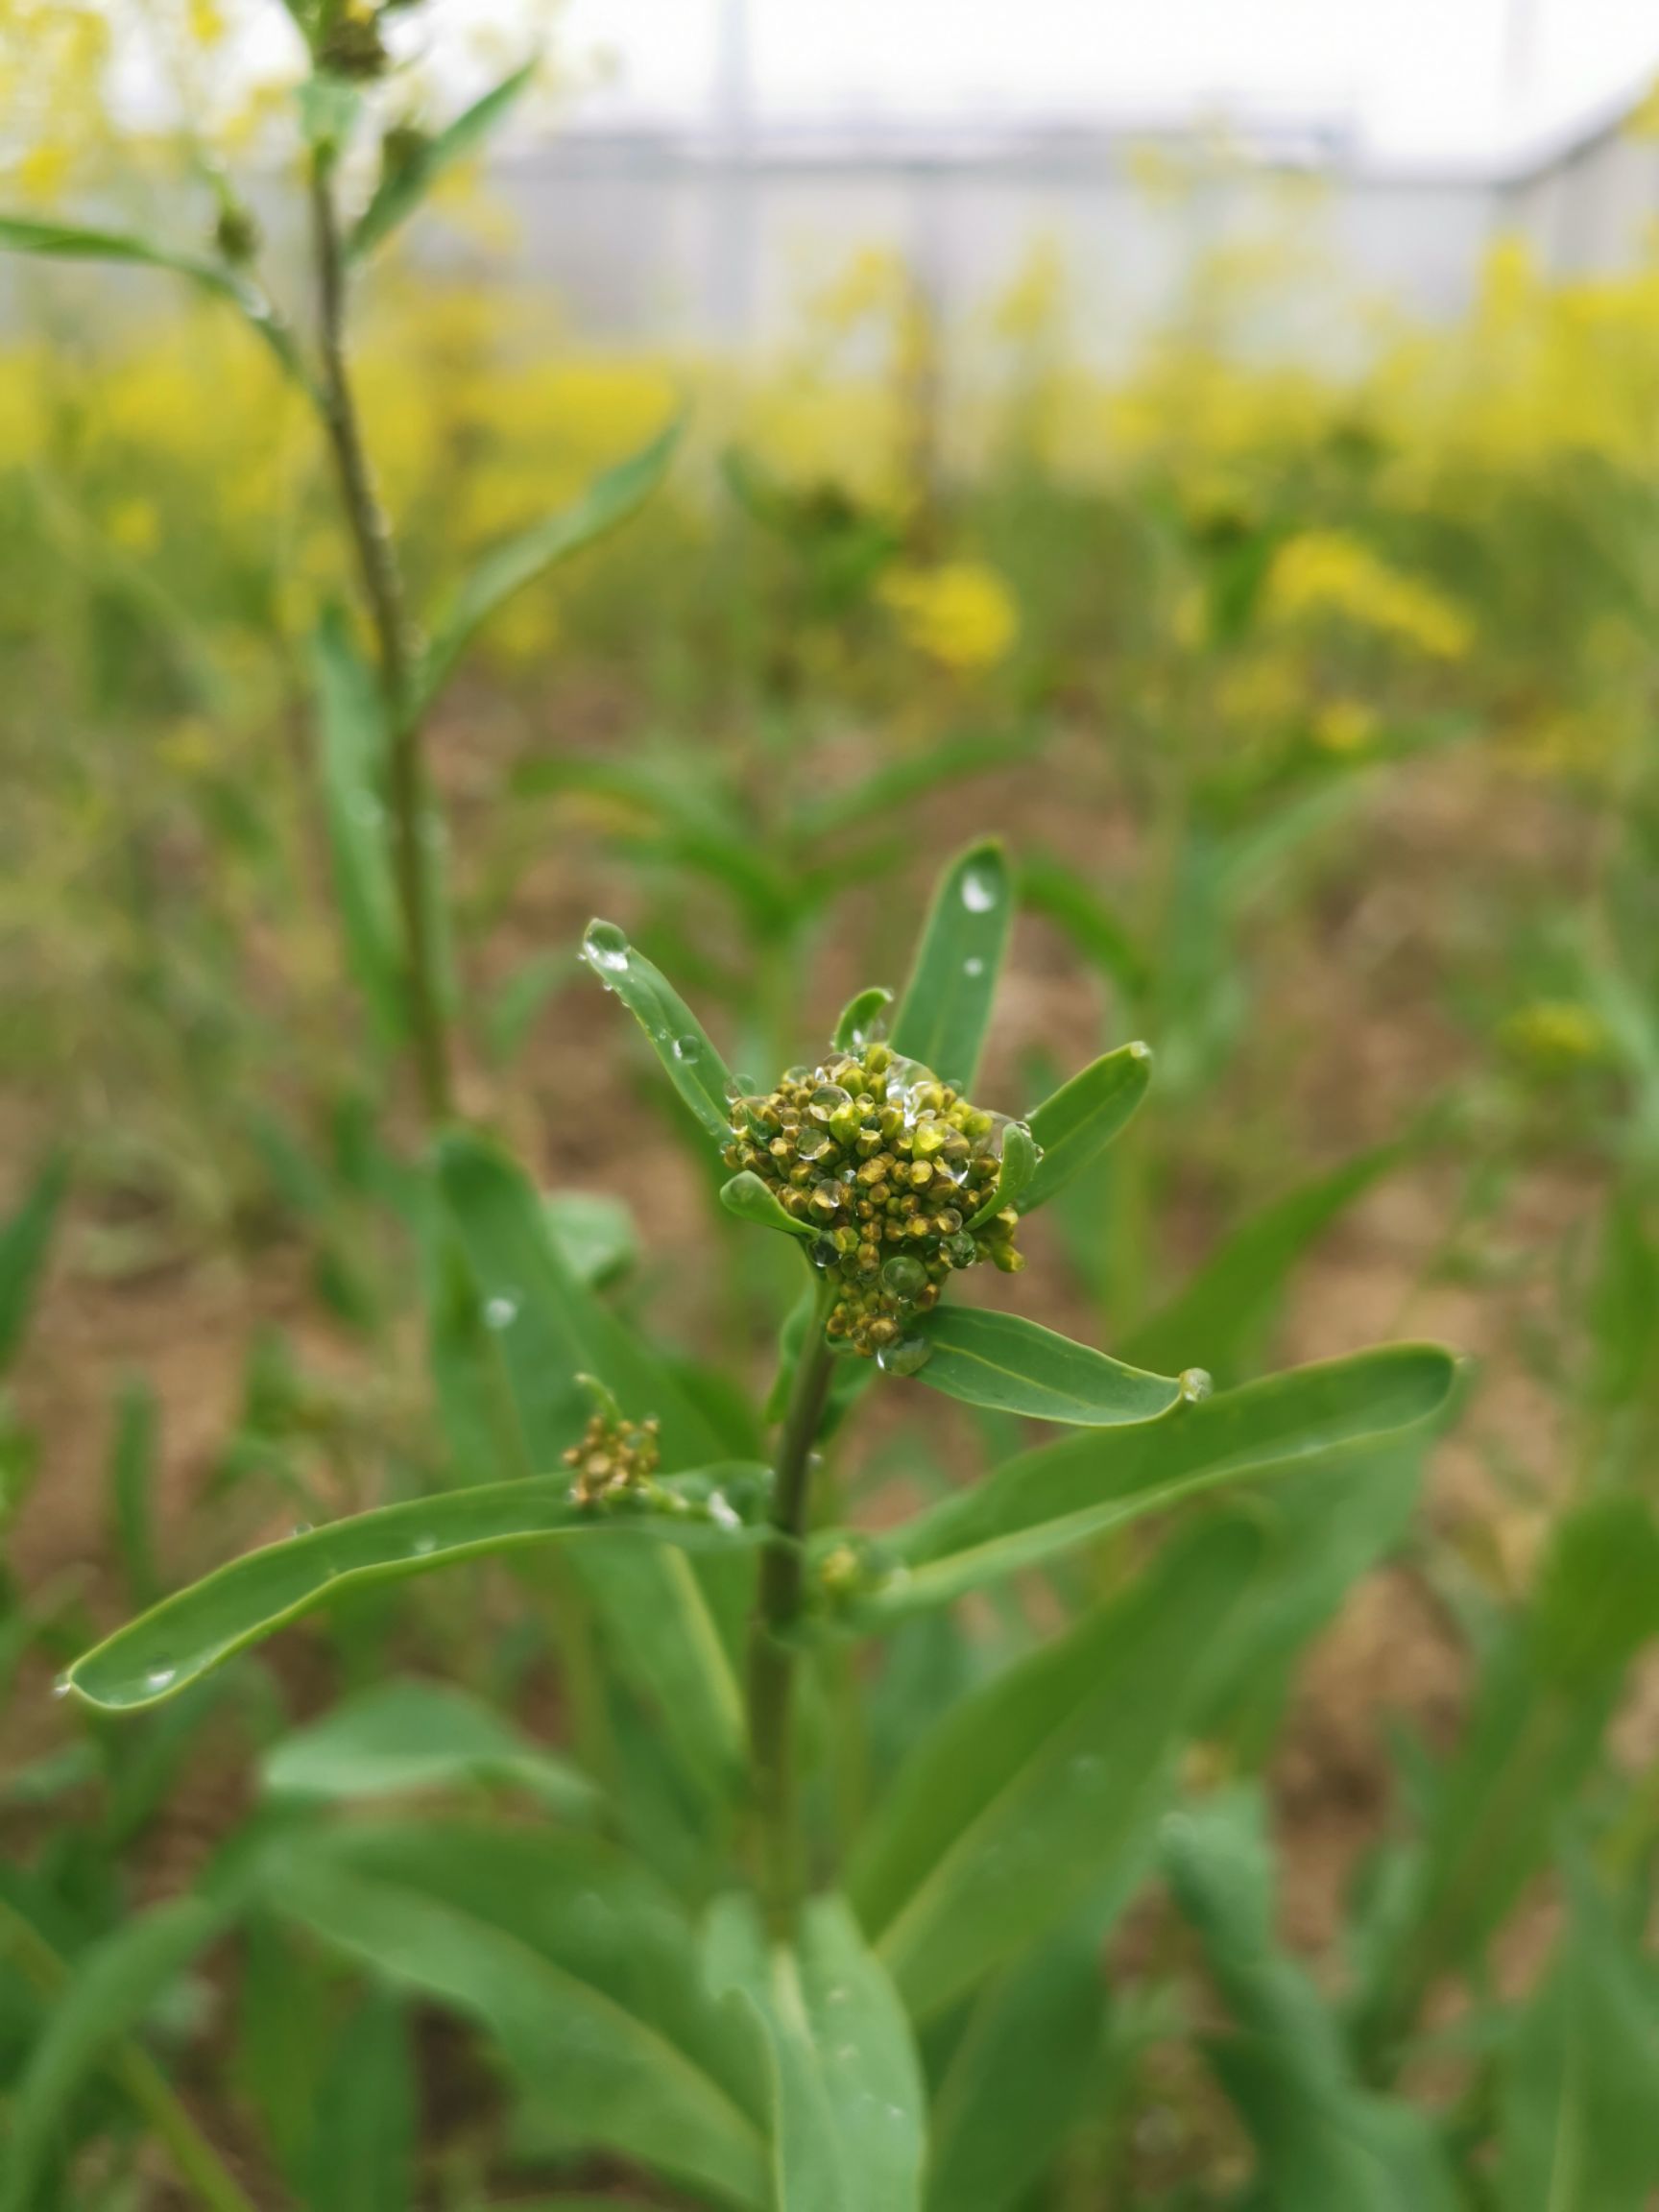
[564,1409,661,1506]
[723,1038,1026,1362]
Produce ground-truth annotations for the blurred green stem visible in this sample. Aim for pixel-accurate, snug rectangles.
[747,1286,835,1935]
[307,150,453,1123]
[0,1900,261,2212]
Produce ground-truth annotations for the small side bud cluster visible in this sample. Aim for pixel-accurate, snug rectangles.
[724,1037,1028,1362]
[564,1409,661,1507]
[319,1,391,79]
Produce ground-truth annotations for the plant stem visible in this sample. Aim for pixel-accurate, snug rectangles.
[0,1901,261,2212]
[307,151,453,1123]
[747,1298,836,1935]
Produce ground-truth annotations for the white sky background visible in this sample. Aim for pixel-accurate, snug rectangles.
[556,0,1659,167]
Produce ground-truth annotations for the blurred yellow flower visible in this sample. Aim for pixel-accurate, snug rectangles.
[1311,699,1379,753]
[106,498,160,554]
[1265,531,1472,660]
[1499,1001,1612,1074]
[880,563,1019,670]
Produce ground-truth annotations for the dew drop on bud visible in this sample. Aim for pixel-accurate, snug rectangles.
[1178,1367,1214,1404]
[878,1334,933,1379]
[583,921,631,974]
[797,1126,833,1162]
[671,1034,701,1064]
[807,1083,853,1123]
[879,1254,927,1299]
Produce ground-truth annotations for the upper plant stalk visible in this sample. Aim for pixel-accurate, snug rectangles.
[747,1299,837,1935]
[307,150,453,1122]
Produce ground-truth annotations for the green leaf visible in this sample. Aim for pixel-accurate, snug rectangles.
[311,608,404,1051]
[1164,1787,1461,2212]
[543,1188,637,1289]
[421,417,682,706]
[304,1988,415,2212]
[926,1928,1108,2212]
[723,1170,813,1240]
[1351,1622,1623,2067]
[1497,1858,1659,2212]
[1120,1140,1406,1384]
[1017,853,1149,1003]
[909,1308,1182,1428]
[348,60,537,263]
[847,1519,1262,2018]
[834,986,894,1054]
[0,213,310,387]
[707,1891,926,2211]
[434,1132,749,1792]
[268,1820,769,2208]
[0,1147,67,1377]
[0,1896,229,2212]
[63,1466,763,1712]
[966,1120,1040,1228]
[108,1376,162,1609]
[889,840,1012,1091]
[1531,1494,1659,1688]
[260,1678,597,1815]
[581,918,736,1143]
[859,1344,1456,1619]
[1021,1042,1152,1212]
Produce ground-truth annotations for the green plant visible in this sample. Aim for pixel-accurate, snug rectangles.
[38,839,1459,2206]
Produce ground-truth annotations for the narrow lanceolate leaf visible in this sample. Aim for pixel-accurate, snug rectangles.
[889,840,1012,1091]
[0,1147,68,1376]
[266,1821,770,2210]
[857,1344,1456,1619]
[434,1133,750,1792]
[348,60,538,263]
[0,215,309,387]
[910,1308,1182,1428]
[63,1468,764,1712]
[312,608,404,1050]
[723,1171,813,1239]
[926,1928,1108,2212]
[421,417,682,706]
[581,919,735,1142]
[303,1988,414,2212]
[0,1897,229,2212]
[260,1678,597,1816]
[1164,1788,1462,2212]
[1497,1858,1659,2212]
[833,985,894,1055]
[967,1120,1040,1228]
[1022,1042,1152,1213]
[707,1892,926,2212]
[847,1520,1262,2019]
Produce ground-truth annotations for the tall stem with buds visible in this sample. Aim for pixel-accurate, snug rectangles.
[307,148,452,1123]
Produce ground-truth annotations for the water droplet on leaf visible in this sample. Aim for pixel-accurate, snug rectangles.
[960,864,999,913]
[144,1662,177,1694]
[483,1293,519,1332]
[671,1034,701,1064]
[878,1333,932,1379]
[963,955,985,977]
[583,921,631,974]
[1179,1366,1214,1403]
[52,1671,71,1699]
